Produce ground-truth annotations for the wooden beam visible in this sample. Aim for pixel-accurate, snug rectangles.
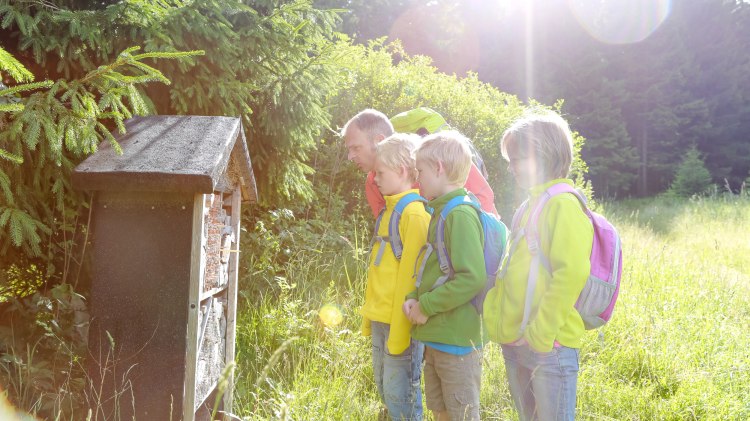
[199,285,229,303]
[183,193,206,421]
[223,187,242,419]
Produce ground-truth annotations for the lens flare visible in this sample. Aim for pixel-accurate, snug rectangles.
[568,0,671,45]
[318,304,344,327]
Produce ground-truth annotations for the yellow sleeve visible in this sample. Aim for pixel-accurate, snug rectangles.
[386,204,430,354]
[525,195,593,352]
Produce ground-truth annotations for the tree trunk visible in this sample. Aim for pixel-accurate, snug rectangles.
[639,123,649,196]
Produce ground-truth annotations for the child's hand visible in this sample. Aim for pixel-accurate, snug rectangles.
[408,301,429,325]
[403,299,418,317]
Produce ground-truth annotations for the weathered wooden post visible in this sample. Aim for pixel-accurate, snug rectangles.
[73,115,257,420]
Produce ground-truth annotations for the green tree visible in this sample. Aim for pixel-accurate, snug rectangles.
[668,147,714,197]
[683,0,750,191]
[577,96,638,197]
[0,44,199,263]
[1,1,344,418]
[0,0,342,275]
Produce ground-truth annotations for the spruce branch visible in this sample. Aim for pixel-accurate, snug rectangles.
[0,169,13,204]
[0,80,54,96]
[0,46,35,83]
[0,103,24,113]
[0,147,23,164]
[131,50,205,61]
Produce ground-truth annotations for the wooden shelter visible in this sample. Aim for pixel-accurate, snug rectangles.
[73,115,257,421]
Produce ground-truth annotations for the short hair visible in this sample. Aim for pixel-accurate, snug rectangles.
[342,109,394,140]
[416,130,473,186]
[500,111,574,179]
[376,133,421,182]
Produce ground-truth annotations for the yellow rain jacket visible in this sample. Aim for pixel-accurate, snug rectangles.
[361,189,431,354]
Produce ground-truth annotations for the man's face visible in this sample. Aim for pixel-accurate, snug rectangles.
[344,125,377,173]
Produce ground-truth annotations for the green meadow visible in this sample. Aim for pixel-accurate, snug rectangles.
[232,195,750,420]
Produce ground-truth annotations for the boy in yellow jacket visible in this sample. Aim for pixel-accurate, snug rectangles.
[361,134,431,420]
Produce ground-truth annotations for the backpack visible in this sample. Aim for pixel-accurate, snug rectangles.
[389,107,490,180]
[466,142,490,180]
[414,194,508,314]
[390,107,450,135]
[371,192,429,266]
[505,183,622,331]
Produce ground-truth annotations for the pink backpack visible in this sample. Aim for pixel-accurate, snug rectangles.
[505,183,622,331]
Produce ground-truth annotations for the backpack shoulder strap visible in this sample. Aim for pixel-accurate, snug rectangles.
[515,189,555,335]
[497,200,527,281]
[394,192,426,214]
[388,192,427,260]
[546,182,579,198]
[517,182,586,334]
[546,183,593,219]
[371,206,388,266]
[511,199,529,232]
[431,195,479,289]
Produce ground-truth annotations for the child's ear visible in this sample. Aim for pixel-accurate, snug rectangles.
[436,160,445,176]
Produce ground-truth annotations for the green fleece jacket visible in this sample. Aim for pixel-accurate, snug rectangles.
[407,188,486,347]
[484,179,593,352]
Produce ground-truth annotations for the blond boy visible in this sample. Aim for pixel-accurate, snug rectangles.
[405,131,486,421]
[361,134,431,420]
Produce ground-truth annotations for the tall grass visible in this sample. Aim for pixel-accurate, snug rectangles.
[231,195,750,419]
[232,223,378,419]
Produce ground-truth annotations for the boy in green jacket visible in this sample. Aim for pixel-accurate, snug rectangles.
[404,130,486,421]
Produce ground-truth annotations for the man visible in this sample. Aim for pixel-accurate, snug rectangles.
[342,109,395,218]
[343,108,498,218]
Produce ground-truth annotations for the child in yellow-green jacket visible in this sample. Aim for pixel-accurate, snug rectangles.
[484,112,594,421]
[361,134,431,421]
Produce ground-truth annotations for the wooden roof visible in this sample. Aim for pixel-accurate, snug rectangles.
[73,115,257,203]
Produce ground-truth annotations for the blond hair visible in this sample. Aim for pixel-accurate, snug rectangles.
[341,109,394,139]
[416,130,473,185]
[500,111,574,179]
[375,133,421,182]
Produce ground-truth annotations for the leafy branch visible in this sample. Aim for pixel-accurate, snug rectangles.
[0,46,203,258]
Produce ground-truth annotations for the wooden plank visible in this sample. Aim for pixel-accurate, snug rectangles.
[195,380,219,411]
[223,187,242,419]
[183,193,206,421]
[199,285,228,302]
